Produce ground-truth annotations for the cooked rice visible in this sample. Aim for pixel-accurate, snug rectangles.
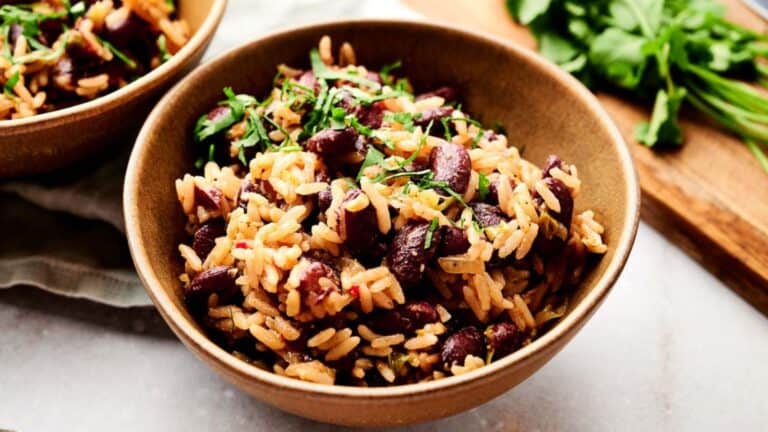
[174,37,608,387]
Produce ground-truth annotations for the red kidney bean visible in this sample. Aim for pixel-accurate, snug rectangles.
[533,178,574,256]
[194,185,223,211]
[307,127,359,157]
[337,189,379,255]
[430,142,471,194]
[52,57,76,90]
[297,70,319,93]
[368,310,403,335]
[65,36,103,65]
[8,24,22,47]
[387,221,441,288]
[470,203,506,227]
[298,261,341,305]
[237,179,279,210]
[486,177,516,205]
[438,226,470,256]
[538,177,573,228]
[38,17,67,46]
[485,322,525,358]
[416,86,458,102]
[542,155,564,178]
[317,187,333,212]
[369,301,440,335]
[440,327,486,370]
[236,181,256,210]
[414,107,454,136]
[315,167,331,184]
[338,91,385,129]
[184,266,238,311]
[192,219,226,260]
[400,301,440,332]
[103,13,148,48]
[483,130,500,142]
[366,71,382,84]
[356,101,385,129]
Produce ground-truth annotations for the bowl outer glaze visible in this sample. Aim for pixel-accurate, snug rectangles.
[125,19,640,427]
[0,0,228,178]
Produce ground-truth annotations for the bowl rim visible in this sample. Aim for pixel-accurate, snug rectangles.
[0,0,228,132]
[125,18,641,399]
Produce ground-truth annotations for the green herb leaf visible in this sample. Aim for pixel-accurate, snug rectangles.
[398,120,433,169]
[0,5,66,39]
[424,217,439,249]
[310,48,381,89]
[375,169,431,184]
[99,37,137,70]
[506,0,552,25]
[384,111,417,132]
[4,70,19,96]
[69,1,86,18]
[635,87,687,147]
[607,0,663,36]
[194,87,245,143]
[356,145,387,182]
[379,59,402,84]
[477,172,490,201]
[157,34,172,63]
[330,106,347,129]
[589,28,650,90]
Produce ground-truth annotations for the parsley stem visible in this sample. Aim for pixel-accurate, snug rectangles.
[746,138,768,173]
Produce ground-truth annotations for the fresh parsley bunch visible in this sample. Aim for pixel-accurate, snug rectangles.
[507,0,768,172]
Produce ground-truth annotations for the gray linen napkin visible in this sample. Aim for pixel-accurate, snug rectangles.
[0,0,417,308]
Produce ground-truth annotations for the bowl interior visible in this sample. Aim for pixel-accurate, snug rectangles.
[180,0,215,31]
[127,21,638,396]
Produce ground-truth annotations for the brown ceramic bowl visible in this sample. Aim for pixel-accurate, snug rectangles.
[125,20,640,427]
[0,0,227,178]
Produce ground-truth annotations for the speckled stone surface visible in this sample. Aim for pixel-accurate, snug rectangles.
[1,1,767,430]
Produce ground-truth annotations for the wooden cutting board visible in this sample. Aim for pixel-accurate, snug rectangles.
[404,0,768,314]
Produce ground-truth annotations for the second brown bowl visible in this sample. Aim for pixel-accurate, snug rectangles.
[0,0,227,178]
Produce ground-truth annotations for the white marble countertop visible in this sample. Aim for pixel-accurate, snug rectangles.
[2,1,767,430]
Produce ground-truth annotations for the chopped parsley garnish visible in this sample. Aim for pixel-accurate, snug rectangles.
[157,35,171,63]
[385,111,417,132]
[440,116,453,141]
[374,168,431,184]
[398,120,433,169]
[233,110,270,164]
[194,87,246,144]
[356,145,387,182]
[4,70,19,96]
[345,115,372,137]
[98,37,137,70]
[379,59,401,84]
[472,220,483,234]
[424,217,439,249]
[477,172,490,201]
[69,1,86,19]
[393,78,412,93]
[450,117,487,148]
[329,106,347,129]
[341,86,409,105]
[310,48,381,89]
[0,5,66,39]
[491,121,506,135]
